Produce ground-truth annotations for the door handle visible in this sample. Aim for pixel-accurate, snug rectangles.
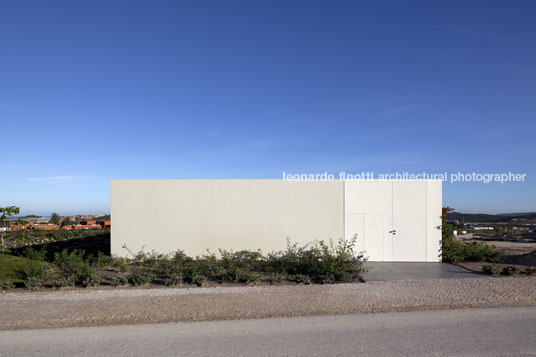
[389,230,397,235]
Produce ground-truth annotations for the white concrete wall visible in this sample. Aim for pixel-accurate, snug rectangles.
[111,180,344,257]
[111,179,442,261]
[426,180,443,262]
[344,180,442,262]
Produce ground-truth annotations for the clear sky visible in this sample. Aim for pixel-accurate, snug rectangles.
[1,0,535,215]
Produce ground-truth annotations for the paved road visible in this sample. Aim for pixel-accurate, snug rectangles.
[1,307,535,356]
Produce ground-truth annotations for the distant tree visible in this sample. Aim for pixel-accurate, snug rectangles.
[0,206,20,251]
[442,207,455,241]
[50,213,60,225]
[62,217,73,226]
[14,218,29,245]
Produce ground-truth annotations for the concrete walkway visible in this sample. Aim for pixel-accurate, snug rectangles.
[363,262,479,281]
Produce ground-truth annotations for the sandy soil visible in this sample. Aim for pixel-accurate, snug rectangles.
[458,235,536,255]
[455,237,536,272]
[1,277,535,330]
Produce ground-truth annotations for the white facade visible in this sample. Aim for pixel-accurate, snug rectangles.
[344,180,442,262]
[111,179,442,262]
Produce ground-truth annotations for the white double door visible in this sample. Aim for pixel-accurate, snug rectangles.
[344,181,441,262]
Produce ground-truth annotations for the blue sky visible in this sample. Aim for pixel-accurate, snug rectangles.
[1,0,535,215]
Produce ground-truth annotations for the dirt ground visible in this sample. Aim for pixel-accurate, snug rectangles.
[457,236,536,272]
[1,277,535,330]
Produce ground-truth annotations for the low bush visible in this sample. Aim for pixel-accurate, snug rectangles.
[21,261,49,289]
[110,256,129,272]
[220,250,262,283]
[53,249,86,271]
[442,238,502,263]
[481,265,500,276]
[91,252,113,269]
[123,245,167,267]
[21,261,49,281]
[111,276,129,286]
[265,272,284,285]
[183,269,207,286]
[24,247,47,261]
[77,266,102,287]
[190,273,206,286]
[2,238,368,290]
[501,266,519,276]
[53,249,101,287]
[164,273,183,286]
[24,276,42,290]
[53,275,75,288]
[291,274,312,284]
[266,236,367,284]
[525,267,535,275]
[128,268,156,286]
[0,280,15,290]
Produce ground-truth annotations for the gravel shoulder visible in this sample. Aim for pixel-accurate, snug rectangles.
[1,277,535,330]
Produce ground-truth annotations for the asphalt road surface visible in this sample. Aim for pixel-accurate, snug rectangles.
[1,307,535,356]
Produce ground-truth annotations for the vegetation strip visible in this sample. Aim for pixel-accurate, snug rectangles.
[1,234,367,291]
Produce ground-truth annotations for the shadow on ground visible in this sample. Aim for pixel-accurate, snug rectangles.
[10,233,110,261]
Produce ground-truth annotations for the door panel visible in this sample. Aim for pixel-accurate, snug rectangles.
[392,181,427,262]
[383,214,393,261]
[345,181,431,262]
[363,214,383,261]
[345,181,392,214]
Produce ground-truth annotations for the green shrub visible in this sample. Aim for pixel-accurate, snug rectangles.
[442,238,502,263]
[91,252,112,269]
[292,274,312,284]
[220,250,263,283]
[525,267,535,275]
[53,249,101,287]
[53,276,75,288]
[24,247,47,261]
[128,268,156,286]
[111,255,129,272]
[501,266,519,276]
[155,262,179,276]
[481,265,500,276]
[266,236,367,283]
[265,273,284,285]
[53,249,86,272]
[24,276,42,290]
[164,273,183,286]
[123,245,167,267]
[182,267,207,286]
[225,266,260,283]
[0,280,15,290]
[21,261,48,289]
[190,273,206,286]
[111,276,129,286]
[21,261,49,281]
[78,267,102,287]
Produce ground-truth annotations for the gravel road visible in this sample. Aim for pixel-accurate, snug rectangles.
[1,277,535,330]
[1,307,535,356]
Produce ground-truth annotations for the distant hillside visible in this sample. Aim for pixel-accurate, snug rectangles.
[497,212,536,216]
[447,212,536,223]
[94,215,110,221]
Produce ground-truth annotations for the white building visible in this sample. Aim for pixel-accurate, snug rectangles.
[111,179,442,262]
